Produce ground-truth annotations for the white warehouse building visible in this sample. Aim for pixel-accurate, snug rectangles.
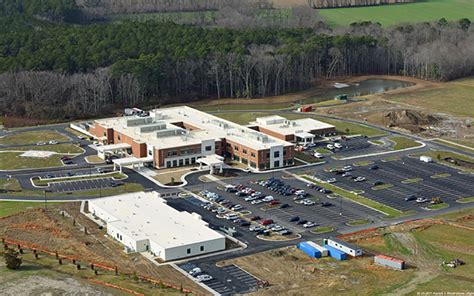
[87,192,226,261]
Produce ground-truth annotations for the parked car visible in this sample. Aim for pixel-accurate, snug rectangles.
[289,216,300,222]
[326,178,337,183]
[231,204,243,211]
[369,165,379,170]
[279,229,292,235]
[250,215,261,221]
[321,202,333,207]
[297,219,308,225]
[303,222,316,228]
[48,140,58,145]
[261,219,274,226]
[110,181,124,187]
[342,172,352,177]
[334,143,342,149]
[97,167,105,174]
[239,220,251,227]
[327,144,335,150]
[189,267,202,276]
[313,152,324,159]
[249,225,263,232]
[36,141,46,146]
[342,165,353,172]
[373,181,384,186]
[196,274,213,282]
[354,176,366,182]
[61,156,71,161]
[405,195,417,201]
[416,197,428,203]
[279,203,289,209]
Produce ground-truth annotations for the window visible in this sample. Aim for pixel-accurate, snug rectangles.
[200,246,204,252]
[274,151,280,158]
[266,152,270,158]
[103,132,106,137]
[185,158,190,165]
[148,150,152,156]
[187,248,191,254]
[117,135,121,141]
[234,146,239,151]
[191,157,196,164]
[167,161,171,167]
[274,160,280,167]
[242,158,248,165]
[251,152,256,158]
[283,150,287,156]
[173,160,177,167]
[288,159,294,165]
[233,155,240,161]
[179,159,183,166]
[250,161,256,168]
[242,149,247,154]
[205,145,212,151]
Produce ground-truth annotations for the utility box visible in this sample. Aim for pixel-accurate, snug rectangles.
[324,244,347,261]
[420,156,433,163]
[297,241,321,258]
[374,255,405,270]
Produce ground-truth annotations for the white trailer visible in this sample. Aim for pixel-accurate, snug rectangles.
[324,238,363,257]
[420,156,433,163]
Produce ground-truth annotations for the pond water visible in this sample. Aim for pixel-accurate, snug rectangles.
[302,79,414,104]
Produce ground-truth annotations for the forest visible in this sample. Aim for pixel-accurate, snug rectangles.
[0,0,473,120]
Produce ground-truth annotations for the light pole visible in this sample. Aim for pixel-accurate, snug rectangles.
[43,190,51,211]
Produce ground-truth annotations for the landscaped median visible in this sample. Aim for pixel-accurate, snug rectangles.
[310,226,334,234]
[426,203,449,210]
[32,172,127,187]
[301,175,413,219]
[388,136,422,150]
[457,197,474,204]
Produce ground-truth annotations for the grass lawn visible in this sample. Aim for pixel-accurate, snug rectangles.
[2,143,83,154]
[0,130,69,145]
[388,136,421,150]
[310,226,334,234]
[346,219,371,226]
[457,196,474,204]
[312,99,347,107]
[371,183,394,191]
[369,140,384,145]
[433,139,474,154]
[353,160,374,167]
[0,152,64,170]
[0,201,61,217]
[294,151,321,164]
[426,203,449,210]
[386,76,474,118]
[301,175,406,218]
[412,150,474,172]
[320,118,387,137]
[401,177,423,184]
[85,155,105,164]
[199,102,291,112]
[382,156,401,162]
[315,148,331,154]
[319,0,474,27]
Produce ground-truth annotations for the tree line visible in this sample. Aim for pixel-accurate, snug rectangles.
[0,17,473,120]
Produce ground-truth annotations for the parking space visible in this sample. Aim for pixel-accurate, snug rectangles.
[38,168,110,179]
[316,157,474,211]
[178,263,259,295]
[300,136,388,159]
[49,178,116,193]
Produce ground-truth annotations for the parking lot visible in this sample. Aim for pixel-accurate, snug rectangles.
[49,177,117,193]
[301,136,389,160]
[317,157,474,211]
[195,173,383,236]
[179,262,259,295]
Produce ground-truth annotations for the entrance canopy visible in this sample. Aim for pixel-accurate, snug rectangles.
[97,143,131,160]
[197,155,224,174]
[295,132,315,143]
[112,156,153,172]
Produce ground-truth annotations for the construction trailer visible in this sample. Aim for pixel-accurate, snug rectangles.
[297,241,328,258]
[324,244,347,261]
[420,156,433,163]
[374,255,405,270]
[324,238,363,257]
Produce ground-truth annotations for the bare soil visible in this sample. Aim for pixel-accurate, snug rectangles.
[0,203,208,295]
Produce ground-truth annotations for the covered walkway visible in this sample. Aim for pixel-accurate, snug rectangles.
[197,155,224,174]
[112,156,154,173]
[97,143,131,159]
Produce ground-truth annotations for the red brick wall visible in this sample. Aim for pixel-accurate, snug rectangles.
[90,123,114,144]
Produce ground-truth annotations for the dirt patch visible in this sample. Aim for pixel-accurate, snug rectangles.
[382,109,441,132]
[444,157,474,169]
[0,204,207,295]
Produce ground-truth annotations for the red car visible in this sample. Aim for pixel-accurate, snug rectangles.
[250,215,261,221]
[261,219,274,226]
[269,200,280,205]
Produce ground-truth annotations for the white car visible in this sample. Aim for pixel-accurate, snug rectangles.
[342,172,352,177]
[303,222,316,228]
[36,141,46,146]
[354,176,366,182]
[326,178,337,183]
[244,196,257,202]
[225,213,239,220]
[327,144,335,150]
[416,197,428,203]
[262,196,274,202]
[271,225,284,231]
[334,143,342,149]
[313,153,324,159]
[251,199,264,205]
[343,166,353,172]
[231,204,243,211]
[189,267,202,276]
[48,140,58,145]
[196,274,213,282]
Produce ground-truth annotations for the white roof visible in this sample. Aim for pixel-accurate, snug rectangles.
[97,143,131,152]
[90,192,224,249]
[95,106,291,150]
[295,132,315,139]
[196,154,224,166]
[112,156,153,165]
[253,116,335,136]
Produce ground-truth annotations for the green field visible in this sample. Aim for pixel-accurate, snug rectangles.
[0,130,69,145]
[389,136,421,150]
[0,152,64,170]
[0,201,61,217]
[2,144,83,154]
[319,0,474,27]
[387,77,474,119]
